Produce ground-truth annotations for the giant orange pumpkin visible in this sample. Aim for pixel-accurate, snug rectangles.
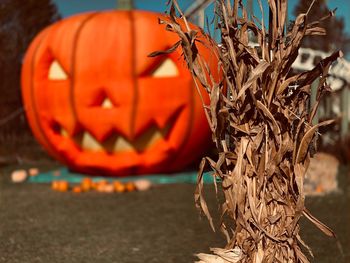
[21,10,217,176]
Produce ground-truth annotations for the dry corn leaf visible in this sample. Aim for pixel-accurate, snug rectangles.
[155,0,340,262]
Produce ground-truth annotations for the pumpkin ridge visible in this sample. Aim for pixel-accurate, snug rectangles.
[169,80,196,168]
[70,12,100,132]
[130,10,138,141]
[28,29,65,163]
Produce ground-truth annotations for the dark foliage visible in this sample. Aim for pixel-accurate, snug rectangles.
[0,0,60,136]
[293,0,350,54]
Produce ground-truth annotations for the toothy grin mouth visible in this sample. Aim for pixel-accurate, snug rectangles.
[60,124,171,153]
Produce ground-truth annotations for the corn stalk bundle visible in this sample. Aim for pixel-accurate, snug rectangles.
[151,0,341,262]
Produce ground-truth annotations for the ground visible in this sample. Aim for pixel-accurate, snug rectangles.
[0,160,349,263]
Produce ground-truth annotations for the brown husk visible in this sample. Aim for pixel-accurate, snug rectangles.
[151,0,341,262]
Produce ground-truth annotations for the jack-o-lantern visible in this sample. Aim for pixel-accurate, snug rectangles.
[21,10,217,176]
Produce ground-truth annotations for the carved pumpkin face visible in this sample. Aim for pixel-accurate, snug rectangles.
[21,11,216,176]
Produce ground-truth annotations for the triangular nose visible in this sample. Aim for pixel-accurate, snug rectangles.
[101,97,114,109]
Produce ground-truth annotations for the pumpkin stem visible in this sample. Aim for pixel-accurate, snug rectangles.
[116,0,134,10]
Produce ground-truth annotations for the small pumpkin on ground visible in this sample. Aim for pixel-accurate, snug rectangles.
[52,180,69,192]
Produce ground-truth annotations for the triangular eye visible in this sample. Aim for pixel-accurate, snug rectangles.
[48,60,68,80]
[152,58,179,78]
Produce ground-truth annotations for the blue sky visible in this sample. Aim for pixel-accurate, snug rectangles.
[53,0,350,34]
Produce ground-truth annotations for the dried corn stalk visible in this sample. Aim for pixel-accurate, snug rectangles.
[151,0,341,262]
